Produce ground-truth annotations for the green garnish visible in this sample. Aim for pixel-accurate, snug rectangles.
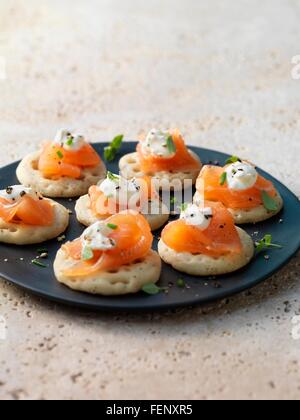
[166,136,176,154]
[82,246,94,261]
[107,171,119,182]
[255,234,282,253]
[107,223,118,230]
[226,156,241,165]
[56,150,64,159]
[66,137,73,146]
[220,172,227,186]
[170,197,177,205]
[261,191,278,212]
[177,278,186,288]
[142,283,164,295]
[32,259,48,268]
[104,135,124,162]
[180,203,188,212]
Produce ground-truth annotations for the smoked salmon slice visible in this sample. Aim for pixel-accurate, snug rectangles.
[89,176,157,217]
[0,195,54,226]
[161,202,242,257]
[38,142,101,179]
[137,129,201,173]
[199,166,276,210]
[63,211,153,277]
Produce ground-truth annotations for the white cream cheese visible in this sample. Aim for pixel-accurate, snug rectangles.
[81,222,116,251]
[98,173,141,207]
[0,185,37,202]
[180,204,213,230]
[141,129,176,158]
[225,162,258,191]
[53,129,85,151]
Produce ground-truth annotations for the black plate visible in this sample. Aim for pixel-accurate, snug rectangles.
[0,143,299,312]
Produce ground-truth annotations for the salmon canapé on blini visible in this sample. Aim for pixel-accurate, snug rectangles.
[16,129,106,198]
[75,172,169,231]
[195,158,283,224]
[0,185,69,245]
[158,202,254,276]
[119,129,202,190]
[54,211,162,296]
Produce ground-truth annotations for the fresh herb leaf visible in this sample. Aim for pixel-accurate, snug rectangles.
[104,134,124,162]
[226,156,241,165]
[82,246,94,261]
[220,172,227,186]
[255,234,282,253]
[107,223,118,230]
[261,191,278,212]
[107,171,119,182]
[142,283,163,295]
[177,278,186,288]
[111,134,124,149]
[170,197,177,205]
[56,150,64,159]
[32,259,48,268]
[166,136,176,154]
[104,147,116,162]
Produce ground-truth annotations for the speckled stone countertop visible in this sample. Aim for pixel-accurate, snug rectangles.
[0,0,300,400]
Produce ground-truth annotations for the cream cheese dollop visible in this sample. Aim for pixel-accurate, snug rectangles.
[141,129,176,158]
[53,129,85,151]
[98,173,141,207]
[0,185,38,203]
[180,204,213,230]
[81,222,116,251]
[225,162,258,191]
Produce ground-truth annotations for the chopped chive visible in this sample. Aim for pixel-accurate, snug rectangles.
[261,191,278,212]
[220,172,227,186]
[56,150,64,159]
[166,135,176,154]
[104,134,124,162]
[225,156,241,165]
[66,137,73,146]
[32,259,48,268]
[107,171,119,182]
[107,223,118,230]
[177,278,186,288]
[82,246,94,261]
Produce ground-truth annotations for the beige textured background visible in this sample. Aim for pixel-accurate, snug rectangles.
[0,0,300,400]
